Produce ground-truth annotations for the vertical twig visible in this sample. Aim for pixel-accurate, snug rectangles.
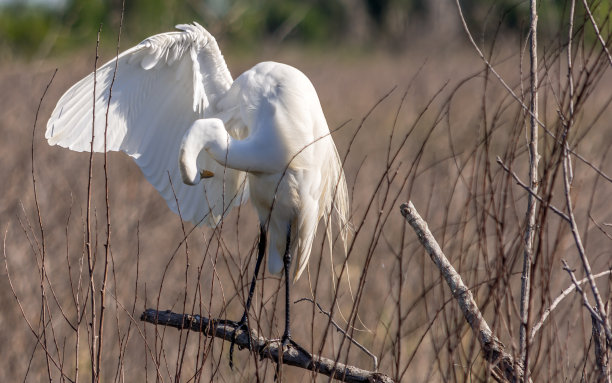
[31,68,57,383]
[561,103,612,369]
[87,24,103,383]
[567,0,575,133]
[519,1,539,379]
[96,3,125,380]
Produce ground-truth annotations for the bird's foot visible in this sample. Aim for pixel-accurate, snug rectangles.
[218,316,252,369]
[273,335,311,381]
[280,334,311,357]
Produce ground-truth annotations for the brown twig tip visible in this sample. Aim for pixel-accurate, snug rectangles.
[140,309,395,383]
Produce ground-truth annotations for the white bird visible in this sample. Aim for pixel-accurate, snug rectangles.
[46,23,350,356]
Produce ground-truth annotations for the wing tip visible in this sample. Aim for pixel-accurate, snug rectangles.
[175,22,209,38]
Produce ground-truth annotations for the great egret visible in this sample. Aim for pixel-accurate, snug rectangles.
[46,23,350,358]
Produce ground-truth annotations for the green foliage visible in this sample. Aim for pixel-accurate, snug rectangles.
[0,0,596,59]
[296,1,346,43]
[0,6,56,57]
[0,0,198,59]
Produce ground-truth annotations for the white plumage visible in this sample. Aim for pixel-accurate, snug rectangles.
[46,23,349,283]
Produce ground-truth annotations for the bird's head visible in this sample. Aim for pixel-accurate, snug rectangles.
[179,150,215,185]
[179,119,226,185]
[179,132,213,186]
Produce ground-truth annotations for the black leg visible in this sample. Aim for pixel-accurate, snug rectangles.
[279,224,310,355]
[243,224,267,323]
[228,224,266,369]
[275,224,309,381]
[281,225,292,346]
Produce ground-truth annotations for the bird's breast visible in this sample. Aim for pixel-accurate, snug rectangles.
[248,172,300,222]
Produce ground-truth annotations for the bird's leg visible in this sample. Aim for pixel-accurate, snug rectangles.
[274,225,293,381]
[226,224,266,369]
[281,224,293,347]
[279,225,309,354]
[275,224,310,380]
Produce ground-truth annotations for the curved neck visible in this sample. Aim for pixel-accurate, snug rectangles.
[180,118,288,183]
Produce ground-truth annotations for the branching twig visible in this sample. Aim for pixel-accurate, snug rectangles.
[561,118,612,349]
[455,0,612,190]
[563,260,611,381]
[295,297,378,372]
[496,158,569,222]
[561,260,605,326]
[140,309,394,383]
[400,201,526,383]
[530,269,612,342]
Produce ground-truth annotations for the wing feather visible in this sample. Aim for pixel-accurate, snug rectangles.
[46,23,248,226]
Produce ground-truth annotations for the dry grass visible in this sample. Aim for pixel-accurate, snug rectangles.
[2,21,612,382]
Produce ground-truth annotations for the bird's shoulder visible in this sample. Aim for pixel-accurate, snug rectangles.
[234,62,313,95]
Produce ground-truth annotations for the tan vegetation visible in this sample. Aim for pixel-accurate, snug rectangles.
[2,4,612,381]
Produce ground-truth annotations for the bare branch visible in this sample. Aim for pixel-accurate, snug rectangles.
[519,4,540,378]
[453,0,544,130]
[140,309,394,383]
[530,269,612,342]
[455,0,612,187]
[561,123,612,348]
[400,202,526,383]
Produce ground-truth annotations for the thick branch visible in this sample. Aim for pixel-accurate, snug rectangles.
[140,309,393,383]
[400,202,526,383]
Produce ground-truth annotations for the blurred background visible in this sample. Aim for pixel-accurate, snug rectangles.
[2,0,612,382]
[0,0,581,60]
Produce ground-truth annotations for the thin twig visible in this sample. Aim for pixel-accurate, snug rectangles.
[86,25,103,383]
[31,67,57,383]
[561,260,604,324]
[3,229,73,382]
[97,4,125,378]
[590,214,612,241]
[530,269,612,342]
[454,0,612,188]
[581,0,612,68]
[561,113,612,348]
[295,297,378,372]
[496,157,569,222]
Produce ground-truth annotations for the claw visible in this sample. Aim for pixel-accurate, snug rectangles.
[228,317,251,369]
[280,335,311,358]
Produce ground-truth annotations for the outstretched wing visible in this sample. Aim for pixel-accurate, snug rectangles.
[46,23,248,226]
